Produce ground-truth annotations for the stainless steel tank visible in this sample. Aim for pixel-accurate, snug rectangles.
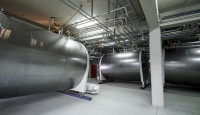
[0,12,88,98]
[165,47,200,86]
[100,51,146,83]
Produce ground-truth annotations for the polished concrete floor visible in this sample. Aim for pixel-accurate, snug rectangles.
[0,79,200,115]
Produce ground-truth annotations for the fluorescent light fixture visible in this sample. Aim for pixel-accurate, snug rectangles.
[86,29,104,35]
[76,21,98,29]
[81,35,103,41]
[120,40,129,42]
[101,42,116,46]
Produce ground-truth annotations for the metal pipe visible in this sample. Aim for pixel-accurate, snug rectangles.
[108,0,111,11]
[62,0,127,47]
[116,16,128,24]
[165,45,200,49]
[123,26,134,40]
[98,6,129,17]
[116,20,131,42]
[91,0,93,17]
[128,0,139,17]
[64,4,129,28]
[63,6,81,26]
[123,25,139,40]
[115,0,141,34]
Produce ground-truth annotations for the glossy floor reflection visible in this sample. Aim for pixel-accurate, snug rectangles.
[0,78,199,115]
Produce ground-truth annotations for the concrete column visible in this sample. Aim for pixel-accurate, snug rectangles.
[139,0,164,107]
[149,27,164,107]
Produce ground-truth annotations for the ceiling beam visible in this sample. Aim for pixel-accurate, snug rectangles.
[139,0,159,29]
[160,13,200,28]
[160,4,200,19]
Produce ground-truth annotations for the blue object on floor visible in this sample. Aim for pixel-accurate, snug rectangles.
[56,91,92,101]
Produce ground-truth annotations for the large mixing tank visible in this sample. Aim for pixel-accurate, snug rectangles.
[165,47,200,86]
[0,13,89,98]
[100,51,144,81]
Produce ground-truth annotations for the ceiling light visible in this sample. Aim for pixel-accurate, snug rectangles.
[101,42,116,46]
[81,35,103,41]
[76,21,98,29]
[86,29,104,35]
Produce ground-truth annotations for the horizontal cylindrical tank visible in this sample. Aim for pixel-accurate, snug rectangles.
[165,47,200,86]
[100,51,144,82]
[0,13,88,98]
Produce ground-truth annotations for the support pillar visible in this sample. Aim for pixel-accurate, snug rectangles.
[139,0,164,107]
[149,27,164,107]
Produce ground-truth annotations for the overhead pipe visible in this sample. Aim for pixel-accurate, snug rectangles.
[97,5,129,17]
[116,20,132,43]
[63,5,82,27]
[123,25,139,40]
[65,4,129,28]
[108,0,111,11]
[162,29,200,39]
[61,0,127,47]
[91,0,93,17]
[114,0,141,34]
[123,26,134,40]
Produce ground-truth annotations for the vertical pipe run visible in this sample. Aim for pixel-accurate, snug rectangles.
[48,20,51,31]
[113,0,116,25]
[139,51,145,87]
[91,0,93,17]
[108,0,110,12]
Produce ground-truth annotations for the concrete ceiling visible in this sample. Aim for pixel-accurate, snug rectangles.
[0,0,199,50]
[0,0,143,28]
[0,0,90,26]
[157,0,200,13]
[0,0,199,30]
